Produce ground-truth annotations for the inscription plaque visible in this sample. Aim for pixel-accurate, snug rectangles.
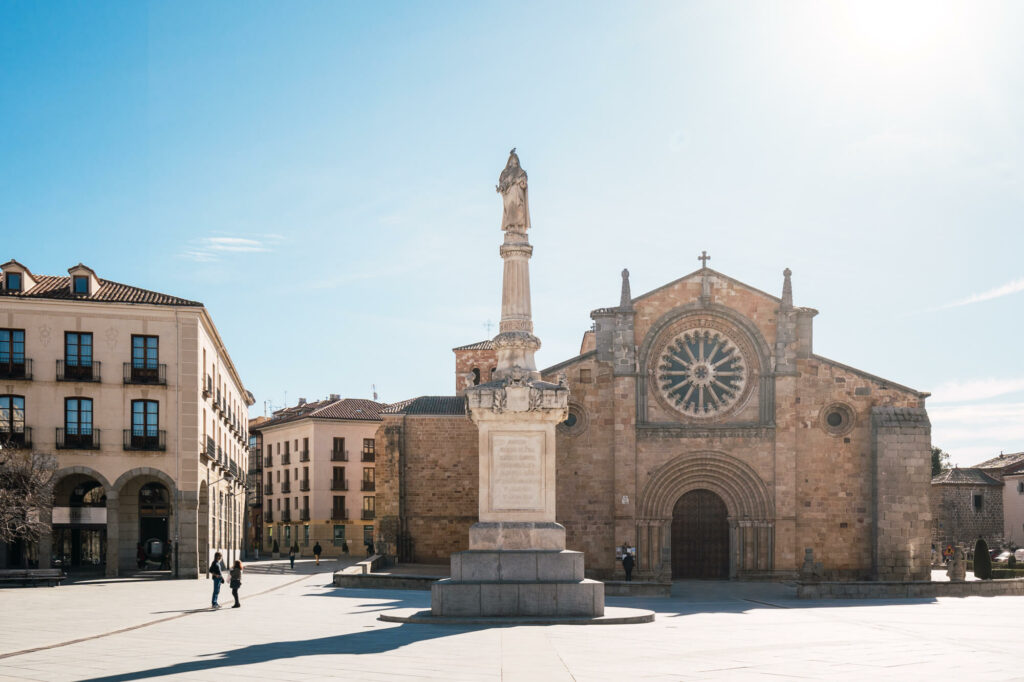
[490,432,544,511]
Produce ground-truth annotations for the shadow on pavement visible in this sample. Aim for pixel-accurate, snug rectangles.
[76,621,469,681]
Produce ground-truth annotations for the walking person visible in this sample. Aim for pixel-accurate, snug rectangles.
[229,559,243,608]
[341,540,349,557]
[136,543,146,569]
[622,551,635,582]
[209,552,224,608]
[365,538,375,556]
[288,544,296,570]
[313,541,322,566]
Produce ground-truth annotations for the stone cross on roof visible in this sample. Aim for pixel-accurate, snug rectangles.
[698,250,711,268]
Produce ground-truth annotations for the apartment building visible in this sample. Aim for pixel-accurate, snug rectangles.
[0,259,252,578]
[253,397,385,557]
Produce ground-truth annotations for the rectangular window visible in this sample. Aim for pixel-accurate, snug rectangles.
[65,398,94,445]
[362,496,375,520]
[362,467,375,491]
[0,395,26,437]
[0,329,26,377]
[73,276,88,294]
[284,525,291,545]
[363,525,374,544]
[973,494,983,511]
[303,524,309,546]
[65,332,93,368]
[131,400,159,435]
[332,437,346,461]
[332,496,346,519]
[333,525,346,546]
[131,335,159,369]
[5,273,22,292]
[363,438,375,454]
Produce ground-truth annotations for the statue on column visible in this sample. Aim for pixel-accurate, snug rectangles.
[497,148,530,233]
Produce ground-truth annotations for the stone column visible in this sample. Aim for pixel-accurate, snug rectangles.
[177,490,199,579]
[105,493,119,577]
[37,506,53,569]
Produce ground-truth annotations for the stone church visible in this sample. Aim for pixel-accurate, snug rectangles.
[377,260,933,582]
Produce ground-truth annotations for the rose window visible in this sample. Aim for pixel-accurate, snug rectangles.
[657,329,747,417]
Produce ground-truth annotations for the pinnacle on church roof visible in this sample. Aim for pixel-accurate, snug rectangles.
[619,268,632,309]
[781,268,793,309]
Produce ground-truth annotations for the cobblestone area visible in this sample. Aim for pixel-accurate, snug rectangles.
[1,568,1021,681]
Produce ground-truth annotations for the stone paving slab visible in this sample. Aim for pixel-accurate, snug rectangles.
[0,574,1021,680]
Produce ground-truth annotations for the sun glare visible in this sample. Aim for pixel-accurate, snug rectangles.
[838,0,961,59]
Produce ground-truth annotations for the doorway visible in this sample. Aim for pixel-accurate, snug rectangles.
[672,489,730,579]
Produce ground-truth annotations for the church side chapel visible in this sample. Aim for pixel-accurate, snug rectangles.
[377,152,933,582]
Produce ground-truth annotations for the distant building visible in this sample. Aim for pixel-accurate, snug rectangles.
[252,397,387,557]
[931,451,1024,550]
[0,259,252,577]
[246,416,268,558]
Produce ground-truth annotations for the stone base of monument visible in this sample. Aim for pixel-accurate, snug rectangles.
[427,549,604,618]
[379,606,654,626]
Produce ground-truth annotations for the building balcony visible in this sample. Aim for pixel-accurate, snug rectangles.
[205,436,216,460]
[0,427,32,449]
[281,453,291,465]
[0,358,31,381]
[56,360,100,382]
[56,428,100,450]
[122,429,166,451]
[280,482,291,494]
[300,450,310,462]
[264,455,273,467]
[330,480,348,491]
[299,509,310,521]
[280,509,291,522]
[123,362,166,386]
[361,480,376,492]
[331,449,348,462]
[361,452,375,463]
[300,480,310,491]
[361,509,375,520]
[202,375,212,399]
[264,482,273,495]
[264,511,273,522]
[331,509,348,520]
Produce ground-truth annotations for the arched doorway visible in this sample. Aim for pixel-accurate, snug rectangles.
[52,475,108,572]
[671,489,729,579]
[138,482,170,567]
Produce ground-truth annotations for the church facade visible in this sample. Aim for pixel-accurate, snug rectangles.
[377,261,933,582]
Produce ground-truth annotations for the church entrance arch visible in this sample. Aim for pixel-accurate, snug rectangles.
[671,489,729,579]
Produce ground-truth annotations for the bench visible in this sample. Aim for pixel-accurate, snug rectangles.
[0,568,65,587]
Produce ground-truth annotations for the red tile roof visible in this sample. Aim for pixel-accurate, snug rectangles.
[254,398,389,429]
[932,468,1002,486]
[1,274,201,307]
[452,340,494,351]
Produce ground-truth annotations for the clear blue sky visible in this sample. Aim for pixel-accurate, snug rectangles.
[2,1,1022,465]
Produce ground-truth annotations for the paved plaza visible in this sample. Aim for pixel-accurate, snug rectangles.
[1,561,1021,681]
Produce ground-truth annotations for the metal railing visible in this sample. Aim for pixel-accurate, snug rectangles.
[264,455,273,467]
[56,428,100,450]
[0,358,31,380]
[331,480,348,491]
[280,453,290,465]
[361,451,375,463]
[280,509,291,522]
[264,510,273,522]
[122,429,166,451]
[331,509,348,520]
[280,481,291,494]
[264,482,273,495]
[331,449,347,462]
[299,480,310,491]
[206,436,216,459]
[299,509,310,521]
[203,375,212,398]
[56,360,100,382]
[300,450,310,462]
[361,480,376,491]
[123,362,166,385]
[361,509,375,520]
[0,427,32,449]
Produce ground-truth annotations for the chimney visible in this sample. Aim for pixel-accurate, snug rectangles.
[329,393,340,401]
[297,397,307,406]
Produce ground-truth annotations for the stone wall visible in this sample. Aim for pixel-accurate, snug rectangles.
[453,347,498,394]
[930,483,1004,549]
[798,577,1024,599]
[376,414,479,563]
[872,407,933,581]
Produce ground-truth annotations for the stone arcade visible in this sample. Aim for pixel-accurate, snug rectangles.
[376,155,934,584]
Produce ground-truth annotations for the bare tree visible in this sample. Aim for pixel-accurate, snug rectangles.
[0,445,57,567]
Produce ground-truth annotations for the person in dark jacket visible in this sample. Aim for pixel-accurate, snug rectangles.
[229,560,243,608]
[622,551,635,581]
[288,545,296,569]
[365,539,375,556]
[209,552,224,608]
[313,541,323,566]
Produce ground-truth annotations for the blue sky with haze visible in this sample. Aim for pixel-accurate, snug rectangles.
[2,1,1022,465]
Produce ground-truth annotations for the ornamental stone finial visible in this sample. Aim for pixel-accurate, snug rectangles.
[619,268,632,308]
[782,268,793,309]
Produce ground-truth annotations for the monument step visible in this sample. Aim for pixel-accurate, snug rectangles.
[451,549,584,582]
[431,578,605,617]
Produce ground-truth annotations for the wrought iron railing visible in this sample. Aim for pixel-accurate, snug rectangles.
[361,509,375,520]
[56,428,100,450]
[331,480,348,491]
[280,481,291,494]
[0,427,32,449]
[331,449,348,462]
[361,480,376,491]
[123,362,166,385]
[300,450,310,462]
[331,509,348,520]
[300,480,310,491]
[56,360,100,382]
[299,509,310,521]
[0,358,31,380]
[280,509,291,522]
[122,429,166,451]
[361,451,375,463]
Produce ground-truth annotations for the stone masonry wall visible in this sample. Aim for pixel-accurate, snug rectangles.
[453,348,498,394]
[872,407,933,581]
[929,483,1004,549]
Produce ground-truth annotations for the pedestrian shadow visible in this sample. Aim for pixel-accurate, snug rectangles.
[76,623,470,682]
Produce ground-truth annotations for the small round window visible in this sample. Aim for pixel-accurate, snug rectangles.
[820,403,855,436]
[558,402,587,436]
